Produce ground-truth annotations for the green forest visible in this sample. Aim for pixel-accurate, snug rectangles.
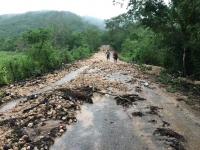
[0,11,103,84]
[0,0,200,85]
[107,0,200,79]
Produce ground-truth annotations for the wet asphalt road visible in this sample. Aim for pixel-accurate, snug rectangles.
[50,95,149,150]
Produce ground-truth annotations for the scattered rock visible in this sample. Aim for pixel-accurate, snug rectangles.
[148,119,157,124]
[0,86,95,149]
[135,86,142,93]
[153,128,186,150]
[154,128,186,142]
[114,94,146,107]
[27,123,34,128]
[144,82,149,87]
[132,111,145,117]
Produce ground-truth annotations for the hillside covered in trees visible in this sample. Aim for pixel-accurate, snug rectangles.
[0,10,104,37]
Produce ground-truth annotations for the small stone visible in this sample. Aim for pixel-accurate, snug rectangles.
[26,146,31,150]
[12,142,18,147]
[62,116,66,120]
[69,101,74,105]
[73,118,77,122]
[27,123,33,128]
[68,119,73,124]
[13,146,19,150]
[3,144,11,150]
[5,131,12,138]
[22,135,29,141]
[6,138,12,144]
[57,105,62,109]
[21,147,27,150]
[76,105,80,110]
[18,138,25,145]
[47,111,53,115]
[57,132,62,136]
[52,110,56,115]
[59,129,64,133]
[33,147,38,150]
[63,108,68,112]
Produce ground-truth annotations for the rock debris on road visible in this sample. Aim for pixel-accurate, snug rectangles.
[0,48,200,150]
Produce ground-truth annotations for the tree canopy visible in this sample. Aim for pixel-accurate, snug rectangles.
[109,0,200,77]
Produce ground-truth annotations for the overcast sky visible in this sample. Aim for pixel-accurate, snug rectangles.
[0,0,129,19]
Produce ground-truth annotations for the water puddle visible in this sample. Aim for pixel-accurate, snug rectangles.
[106,72,135,91]
[106,72,132,83]
[0,66,89,112]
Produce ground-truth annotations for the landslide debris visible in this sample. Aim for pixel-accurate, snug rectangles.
[0,86,95,150]
[114,94,146,107]
[153,128,186,150]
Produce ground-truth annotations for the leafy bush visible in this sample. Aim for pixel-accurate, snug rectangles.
[0,66,8,84]
[71,44,91,60]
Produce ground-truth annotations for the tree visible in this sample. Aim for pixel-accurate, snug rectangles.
[113,0,200,77]
[104,13,136,50]
[23,28,51,53]
[83,28,101,51]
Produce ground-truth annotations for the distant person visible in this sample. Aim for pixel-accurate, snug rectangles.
[113,51,118,63]
[106,50,110,61]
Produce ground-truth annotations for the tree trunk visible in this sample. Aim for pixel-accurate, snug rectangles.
[9,62,16,84]
[183,47,190,77]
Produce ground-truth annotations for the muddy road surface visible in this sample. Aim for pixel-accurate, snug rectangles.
[0,48,200,150]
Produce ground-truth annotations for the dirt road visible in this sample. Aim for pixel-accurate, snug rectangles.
[0,48,200,150]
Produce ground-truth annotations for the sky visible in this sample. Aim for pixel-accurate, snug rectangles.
[0,0,129,19]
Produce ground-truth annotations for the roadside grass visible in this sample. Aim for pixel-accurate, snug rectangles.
[138,65,152,72]
[0,51,27,84]
[117,54,200,108]
[0,47,95,85]
[156,70,200,106]
[132,62,200,107]
[118,55,133,62]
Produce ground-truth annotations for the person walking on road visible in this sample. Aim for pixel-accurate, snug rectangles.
[106,50,110,61]
[113,51,118,63]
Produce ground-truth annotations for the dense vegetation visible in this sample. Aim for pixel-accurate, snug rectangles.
[104,0,200,79]
[0,11,104,37]
[0,11,103,84]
